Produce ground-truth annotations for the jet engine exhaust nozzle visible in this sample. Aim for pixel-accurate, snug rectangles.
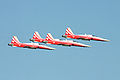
[62,35,67,38]
[29,38,35,42]
[8,43,13,46]
[42,41,48,43]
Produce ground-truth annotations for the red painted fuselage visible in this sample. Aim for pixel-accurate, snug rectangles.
[62,27,110,42]
[30,32,91,47]
[44,39,91,47]
[63,34,110,42]
[8,36,55,50]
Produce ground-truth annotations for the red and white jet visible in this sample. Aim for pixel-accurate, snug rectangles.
[30,32,91,47]
[8,36,55,50]
[62,27,110,42]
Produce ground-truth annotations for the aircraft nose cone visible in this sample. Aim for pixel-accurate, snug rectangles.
[93,36,110,42]
[84,45,91,48]
[103,39,110,42]
[81,44,91,47]
[49,47,56,50]
[86,46,92,47]
[45,46,56,50]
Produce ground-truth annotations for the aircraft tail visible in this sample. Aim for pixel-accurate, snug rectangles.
[45,33,54,40]
[33,32,41,39]
[65,27,74,35]
[11,36,20,44]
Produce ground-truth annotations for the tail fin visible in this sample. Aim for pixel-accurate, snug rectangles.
[11,36,20,44]
[33,32,41,39]
[65,27,74,35]
[45,33,54,40]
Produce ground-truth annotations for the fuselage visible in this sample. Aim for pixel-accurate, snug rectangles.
[62,34,110,42]
[30,38,44,43]
[31,38,91,47]
[8,42,55,50]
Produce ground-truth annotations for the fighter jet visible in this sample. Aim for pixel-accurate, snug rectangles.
[30,32,91,47]
[62,27,110,42]
[8,36,55,50]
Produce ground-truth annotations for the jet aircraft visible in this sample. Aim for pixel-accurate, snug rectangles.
[30,32,91,47]
[62,27,110,42]
[8,36,55,50]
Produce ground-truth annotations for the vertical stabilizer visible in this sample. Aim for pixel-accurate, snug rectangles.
[11,36,20,44]
[33,32,41,39]
[65,27,74,35]
[45,33,54,40]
